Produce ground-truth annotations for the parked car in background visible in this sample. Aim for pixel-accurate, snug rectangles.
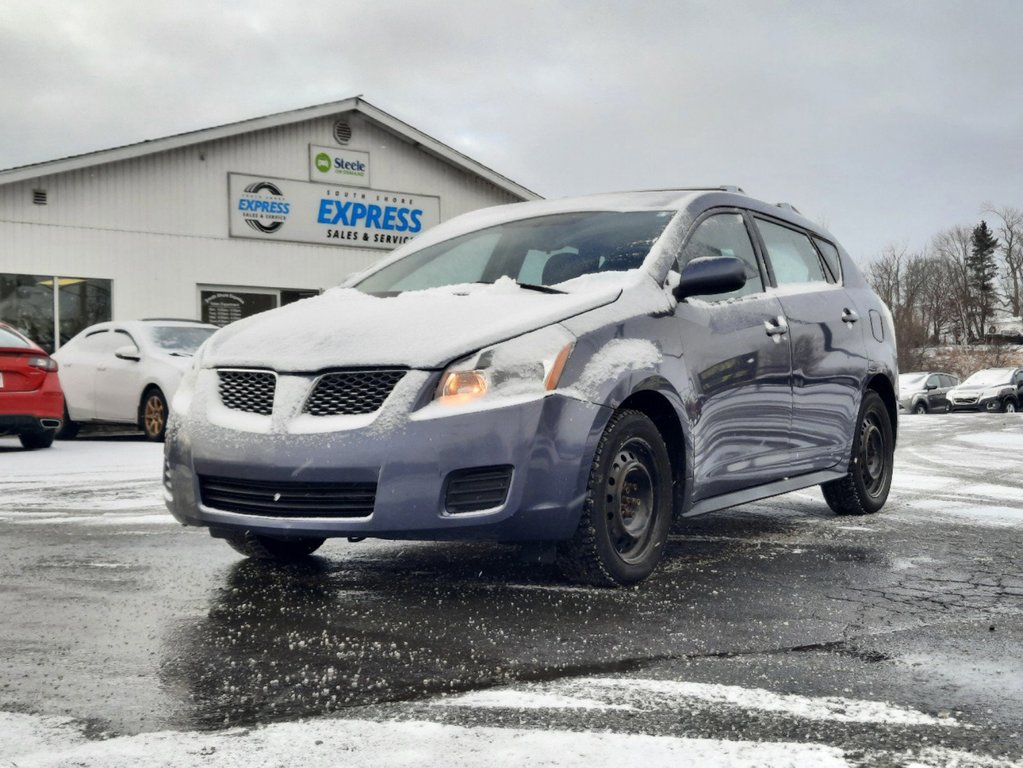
[0,321,63,449]
[898,371,959,414]
[946,367,1023,413]
[165,188,898,586]
[54,319,218,441]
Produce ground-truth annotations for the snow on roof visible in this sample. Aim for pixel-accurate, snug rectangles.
[0,97,540,201]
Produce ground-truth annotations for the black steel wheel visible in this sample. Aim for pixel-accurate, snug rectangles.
[557,409,673,586]
[224,531,325,561]
[821,390,894,515]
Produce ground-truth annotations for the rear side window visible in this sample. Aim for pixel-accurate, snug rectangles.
[678,213,764,300]
[813,237,842,283]
[755,218,827,285]
[0,327,31,348]
[940,374,957,388]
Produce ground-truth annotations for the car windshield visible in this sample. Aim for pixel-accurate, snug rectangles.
[354,210,675,296]
[147,325,216,353]
[898,373,928,390]
[961,368,1012,387]
[0,326,32,348]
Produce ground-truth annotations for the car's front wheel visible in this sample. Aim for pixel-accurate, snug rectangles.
[821,390,894,516]
[141,388,168,442]
[224,532,326,561]
[1002,399,1018,414]
[913,401,927,415]
[557,409,673,587]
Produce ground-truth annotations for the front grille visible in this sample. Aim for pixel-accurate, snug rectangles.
[199,475,376,518]
[303,370,406,416]
[218,370,276,415]
[955,396,977,404]
[445,466,513,513]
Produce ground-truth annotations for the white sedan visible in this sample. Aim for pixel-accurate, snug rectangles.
[54,319,218,441]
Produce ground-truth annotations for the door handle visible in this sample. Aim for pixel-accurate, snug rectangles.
[842,308,860,324]
[764,316,789,339]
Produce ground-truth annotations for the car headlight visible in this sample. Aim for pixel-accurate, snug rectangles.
[981,387,1006,399]
[435,326,575,406]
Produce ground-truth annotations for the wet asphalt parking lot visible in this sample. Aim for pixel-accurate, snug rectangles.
[1,413,1021,766]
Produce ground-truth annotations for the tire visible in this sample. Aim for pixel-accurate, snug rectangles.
[141,388,168,442]
[223,531,326,561]
[821,390,894,516]
[557,409,674,587]
[1002,399,1017,414]
[56,405,79,440]
[944,402,952,413]
[19,429,55,450]
[912,401,927,415]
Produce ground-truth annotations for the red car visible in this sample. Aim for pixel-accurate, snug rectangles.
[0,322,64,449]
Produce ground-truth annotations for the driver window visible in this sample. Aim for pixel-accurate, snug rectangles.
[678,213,764,300]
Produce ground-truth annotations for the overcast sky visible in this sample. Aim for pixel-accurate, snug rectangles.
[2,0,1021,263]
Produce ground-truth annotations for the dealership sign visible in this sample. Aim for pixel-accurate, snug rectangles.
[309,145,370,186]
[228,174,440,250]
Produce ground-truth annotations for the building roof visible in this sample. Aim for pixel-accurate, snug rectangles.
[0,96,541,201]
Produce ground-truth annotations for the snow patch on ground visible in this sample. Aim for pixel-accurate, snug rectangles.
[0,712,854,768]
[436,677,960,727]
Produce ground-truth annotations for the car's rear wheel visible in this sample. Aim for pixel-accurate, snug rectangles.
[223,532,326,561]
[913,401,927,415]
[821,390,894,516]
[19,429,55,450]
[557,409,673,587]
[56,405,79,440]
[141,388,168,442]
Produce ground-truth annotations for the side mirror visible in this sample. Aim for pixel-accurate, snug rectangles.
[115,345,141,362]
[674,256,747,301]
[925,383,937,390]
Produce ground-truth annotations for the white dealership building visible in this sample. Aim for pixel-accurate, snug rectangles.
[0,97,539,352]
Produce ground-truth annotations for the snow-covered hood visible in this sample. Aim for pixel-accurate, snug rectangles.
[202,280,622,371]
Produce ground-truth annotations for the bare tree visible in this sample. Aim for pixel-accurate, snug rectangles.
[932,226,976,343]
[982,204,1023,318]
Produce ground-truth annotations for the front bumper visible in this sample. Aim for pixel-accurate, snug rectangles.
[948,394,1005,412]
[164,370,608,542]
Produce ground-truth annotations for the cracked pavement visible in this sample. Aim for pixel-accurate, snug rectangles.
[1,414,1021,765]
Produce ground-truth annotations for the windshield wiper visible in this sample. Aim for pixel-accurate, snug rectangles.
[515,281,566,294]
[472,279,566,294]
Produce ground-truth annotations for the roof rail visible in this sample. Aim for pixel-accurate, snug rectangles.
[775,202,802,214]
[718,185,745,194]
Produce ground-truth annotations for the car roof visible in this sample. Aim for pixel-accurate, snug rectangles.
[80,319,218,334]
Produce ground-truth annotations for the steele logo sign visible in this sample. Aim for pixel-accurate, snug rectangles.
[237,181,290,234]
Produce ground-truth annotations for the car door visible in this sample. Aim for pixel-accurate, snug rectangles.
[752,217,867,474]
[674,210,794,501]
[56,329,110,420]
[92,329,143,422]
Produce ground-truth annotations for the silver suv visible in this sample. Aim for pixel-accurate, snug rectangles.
[898,371,959,414]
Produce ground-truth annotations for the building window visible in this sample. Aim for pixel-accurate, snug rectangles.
[0,274,112,353]
[199,286,318,327]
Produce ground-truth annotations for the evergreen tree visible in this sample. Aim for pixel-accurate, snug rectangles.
[967,220,999,340]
